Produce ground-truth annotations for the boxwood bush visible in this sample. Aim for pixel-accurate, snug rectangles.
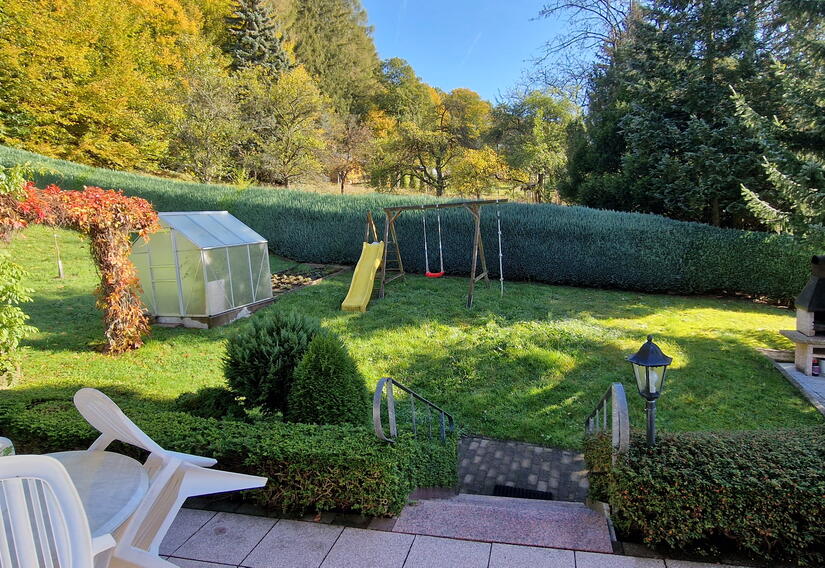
[1,144,816,299]
[0,389,457,516]
[586,428,825,566]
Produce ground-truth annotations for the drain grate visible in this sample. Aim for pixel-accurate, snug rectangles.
[493,485,554,501]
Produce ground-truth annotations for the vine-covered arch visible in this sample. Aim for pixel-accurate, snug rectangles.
[2,182,159,353]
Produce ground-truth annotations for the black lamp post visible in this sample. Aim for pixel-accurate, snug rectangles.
[627,335,672,446]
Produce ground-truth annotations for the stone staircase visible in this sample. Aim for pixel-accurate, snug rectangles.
[392,493,613,553]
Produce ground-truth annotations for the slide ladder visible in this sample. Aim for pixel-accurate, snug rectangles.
[342,241,385,312]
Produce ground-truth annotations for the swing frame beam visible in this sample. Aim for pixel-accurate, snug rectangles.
[377,199,507,308]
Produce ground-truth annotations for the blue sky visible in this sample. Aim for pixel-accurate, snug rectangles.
[361,1,563,103]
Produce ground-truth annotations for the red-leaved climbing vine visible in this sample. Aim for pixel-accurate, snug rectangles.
[2,183,159,353]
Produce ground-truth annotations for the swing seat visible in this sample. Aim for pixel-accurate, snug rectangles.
[425,271,445,278]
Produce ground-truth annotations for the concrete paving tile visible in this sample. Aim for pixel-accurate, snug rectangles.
[174,512,276,565]
[576,552,666,568]
[489,543,574,567]
[320,527,414,568]
[160,509,217,555]
[168,559,236,567]
[403,535,490,568]
[242,519,342,568]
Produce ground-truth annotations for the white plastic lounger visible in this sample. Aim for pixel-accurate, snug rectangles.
[72,388,267,568]
[0,454,116,568]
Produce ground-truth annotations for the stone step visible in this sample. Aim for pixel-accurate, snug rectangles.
[393,493,612,553]
[451,493,589,512]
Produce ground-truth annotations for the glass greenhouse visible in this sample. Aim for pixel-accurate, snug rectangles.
[131,211,272,320]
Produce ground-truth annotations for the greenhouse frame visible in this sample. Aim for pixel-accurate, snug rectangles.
[131,211,273,326]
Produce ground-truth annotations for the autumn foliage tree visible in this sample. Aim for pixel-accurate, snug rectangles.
[2,183,159,353]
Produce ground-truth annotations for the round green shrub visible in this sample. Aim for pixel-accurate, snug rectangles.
[224,311,320,415]
[174,386,246,420]
[286,331,368,426]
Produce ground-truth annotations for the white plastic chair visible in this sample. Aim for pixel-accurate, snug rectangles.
[0,454,116,567]
[73,388,267,568]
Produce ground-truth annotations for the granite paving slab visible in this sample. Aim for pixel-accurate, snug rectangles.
[160,508,217,555]
[459,437,588,502]
[242,519,343,568]
[169,559,235,568]
[489,543,575,567]
[576,551,665,567]
[393,495,612,553]
[174,512,276,565]
[320,527,414,568]
[160,509,762,568]
[775,362,825,416]
[403,535,490,568]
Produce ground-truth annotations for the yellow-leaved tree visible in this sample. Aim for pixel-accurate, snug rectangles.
[0,0,208,170]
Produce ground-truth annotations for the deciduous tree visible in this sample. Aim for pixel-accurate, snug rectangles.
[239,66,327,187]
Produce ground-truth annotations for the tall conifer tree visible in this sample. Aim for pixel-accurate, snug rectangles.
[226,0,292,74]
[733,0,825,237]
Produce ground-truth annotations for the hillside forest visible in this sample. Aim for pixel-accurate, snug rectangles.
[0,0,822,232]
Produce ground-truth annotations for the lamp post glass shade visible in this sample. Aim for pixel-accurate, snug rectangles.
[628,335,672,400]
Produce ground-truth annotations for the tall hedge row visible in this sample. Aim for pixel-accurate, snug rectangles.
[2,145,816,299]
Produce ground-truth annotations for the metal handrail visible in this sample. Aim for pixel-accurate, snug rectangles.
[373,377,455,443]
[584,382,630,463]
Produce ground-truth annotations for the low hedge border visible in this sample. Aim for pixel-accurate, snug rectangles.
[585,428,825,566]
[0,389,457,516]
[0,144,817,300]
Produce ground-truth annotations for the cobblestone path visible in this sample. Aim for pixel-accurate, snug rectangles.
[458,436,589,502]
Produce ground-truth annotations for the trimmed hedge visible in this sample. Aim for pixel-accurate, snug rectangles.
[174,386,246,421]
[1,144,816,299]
[586,428,825,566]
[0,389,457,516]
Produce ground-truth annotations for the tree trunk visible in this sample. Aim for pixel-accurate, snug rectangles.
[434,159,445,196]
[340,172,346,194]
[535,173,545,203]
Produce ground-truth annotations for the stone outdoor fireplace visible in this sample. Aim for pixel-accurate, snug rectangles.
[781,256,825,375]
[795,255,825,336]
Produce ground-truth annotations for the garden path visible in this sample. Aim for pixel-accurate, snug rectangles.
[774,362,825,417]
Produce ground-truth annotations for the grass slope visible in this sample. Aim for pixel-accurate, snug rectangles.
[5,226,821,448]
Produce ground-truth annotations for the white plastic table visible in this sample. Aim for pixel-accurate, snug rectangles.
[48,450,149,538]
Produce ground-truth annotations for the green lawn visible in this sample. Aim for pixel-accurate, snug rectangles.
[5,226,822,448]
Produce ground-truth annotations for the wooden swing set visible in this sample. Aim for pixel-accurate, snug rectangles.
[365,199,508,308]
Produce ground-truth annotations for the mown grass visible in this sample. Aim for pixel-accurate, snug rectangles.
[5,226,821,448]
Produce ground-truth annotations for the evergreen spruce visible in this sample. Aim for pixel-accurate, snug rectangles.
[733,0,825,237]
[226,0,292,74]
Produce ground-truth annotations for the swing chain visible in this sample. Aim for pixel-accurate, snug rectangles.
[421,205,430,274]
[435,206,444,273]
[496,204,504,296]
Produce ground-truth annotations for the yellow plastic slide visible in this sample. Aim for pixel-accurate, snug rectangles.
[341,241,385,312]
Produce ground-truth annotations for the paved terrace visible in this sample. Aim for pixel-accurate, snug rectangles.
[161,508,756,568]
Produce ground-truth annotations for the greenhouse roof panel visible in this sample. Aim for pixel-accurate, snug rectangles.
[159,211,267,249]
